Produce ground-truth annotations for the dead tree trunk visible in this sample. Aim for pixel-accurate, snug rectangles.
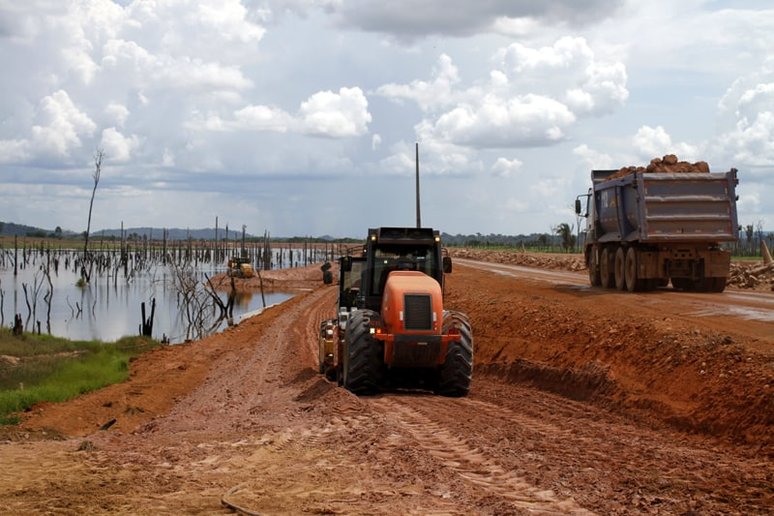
[140,298,156,337]
[82,149,104,283]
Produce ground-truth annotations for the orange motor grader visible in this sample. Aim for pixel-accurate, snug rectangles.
[321,227,473,396]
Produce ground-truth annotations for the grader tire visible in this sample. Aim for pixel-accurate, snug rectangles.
[342,309,384,395]
[436,311,473,397]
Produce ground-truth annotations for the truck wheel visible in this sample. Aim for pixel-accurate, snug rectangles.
[614,247,627,291]
[710,277,727,292]
[600,248,614,289]
[671,277,690,291]
[587,248,602,287]
[624,247,645,292]
[342,310,383,395]
[436,311,473,397]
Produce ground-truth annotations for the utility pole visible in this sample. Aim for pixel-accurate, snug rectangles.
[415,142,421,228]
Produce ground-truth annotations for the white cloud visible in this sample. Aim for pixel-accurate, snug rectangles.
[720,111,774,166]
[0,139,30,164]
[572,144,615,170]
[377,37,625,151]
[299,86,372,137]
[716,63,774,166]
[2,0,773,238]
[491,16,540,37]
[161,148,175,167]
[498,37,628,116]
[499,36,593,75]
[331,0,623,38]
[30,90,97,158]
[380,138,479,176]
[491,157,522,178]
[530,177,568,199]
[376,53,460,111]
[195,1,266,43]
[234,104,293,132]
[99,127,140,162]
[421,94,575,148]
[101,39,253,92]
[105,102,130,127]
[191,87,372,139]
[632,125,699,162]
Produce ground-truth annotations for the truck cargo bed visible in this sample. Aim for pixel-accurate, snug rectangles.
[592,170,738,244]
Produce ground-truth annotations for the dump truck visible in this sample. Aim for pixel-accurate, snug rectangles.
[318,227,473,396]
[576,164,739,292]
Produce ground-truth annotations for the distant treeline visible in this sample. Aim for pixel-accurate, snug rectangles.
[441,232,562,248]
[0,221,361,243]
[0,221,76,239]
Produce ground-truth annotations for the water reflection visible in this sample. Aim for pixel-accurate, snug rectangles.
[0,263,292,344]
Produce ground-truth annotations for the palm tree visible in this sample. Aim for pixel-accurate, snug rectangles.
[555,223,576,252]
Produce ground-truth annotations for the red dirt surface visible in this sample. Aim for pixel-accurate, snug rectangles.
[452,247,774,292]
[1,259,772,514]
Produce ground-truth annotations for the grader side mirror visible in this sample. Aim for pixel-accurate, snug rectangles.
[574,198,582,215]
[442,256,452,274]
[341,256,352,272]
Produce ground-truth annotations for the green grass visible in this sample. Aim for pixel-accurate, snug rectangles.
[0,330,157,424]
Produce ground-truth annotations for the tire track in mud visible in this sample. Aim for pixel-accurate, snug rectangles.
[369,396,592,514]
[216,407,466,515]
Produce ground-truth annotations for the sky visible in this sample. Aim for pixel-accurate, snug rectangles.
[1,0,773,238]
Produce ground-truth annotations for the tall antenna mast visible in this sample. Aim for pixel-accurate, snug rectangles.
[415,142,421,228]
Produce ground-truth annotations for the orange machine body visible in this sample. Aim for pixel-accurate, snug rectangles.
[373,270,456,367]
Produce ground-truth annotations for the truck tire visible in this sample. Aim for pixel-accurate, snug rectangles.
[587,248,601,287]
[709,277,727,292]
[436,311,473,397]
[614,247,627,291]
[671,277,690,291]
[624,247,646,292]
[694,277,727,293]
[342,309,384,395]
[600,248,614,289]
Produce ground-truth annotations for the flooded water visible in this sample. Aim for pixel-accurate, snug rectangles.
[0,259,293,344]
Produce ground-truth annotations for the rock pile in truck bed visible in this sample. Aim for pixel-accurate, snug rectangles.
[608,154,710,180]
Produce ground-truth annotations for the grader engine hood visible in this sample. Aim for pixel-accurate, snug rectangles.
[381,271,443,335]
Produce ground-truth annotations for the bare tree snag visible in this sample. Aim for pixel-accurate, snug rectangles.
[82,148,104,284]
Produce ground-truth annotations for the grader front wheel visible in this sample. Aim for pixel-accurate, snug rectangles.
[435,311,473,397]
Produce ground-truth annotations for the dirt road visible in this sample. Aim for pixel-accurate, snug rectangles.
[1,261,772,514]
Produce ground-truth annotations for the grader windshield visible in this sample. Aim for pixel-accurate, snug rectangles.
[370,246,437,296]
[360,227,447,313]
